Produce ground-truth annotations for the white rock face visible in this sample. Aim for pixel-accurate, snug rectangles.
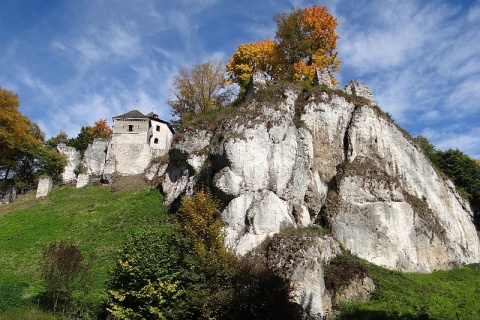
[76,173,89,189]
[36,176,53,198]
[57,144,81,183]
[264,234,342,319]
[301,93,355,182]
[158,79,480,316]
[333,106,480,271]
[161,81,480,272]
[83,139,109,177]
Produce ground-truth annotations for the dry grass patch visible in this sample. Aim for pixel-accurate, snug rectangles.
[109,174,147,193]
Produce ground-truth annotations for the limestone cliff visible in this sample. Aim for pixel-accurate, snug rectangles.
[156,73,479,318]
[160,73,479,272]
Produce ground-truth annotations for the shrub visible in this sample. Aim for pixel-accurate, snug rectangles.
[40,240,91,315]
[224,256,302,320]
[325,254,369,292]
[106,228,188,320]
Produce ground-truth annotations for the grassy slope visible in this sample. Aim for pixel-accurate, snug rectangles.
[0,184,168,313]
[1,183,479,319]
[338,263,480,319]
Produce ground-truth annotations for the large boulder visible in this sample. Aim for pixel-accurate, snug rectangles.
[0,185,16,205]
[57,144,81,183]
[36,176,53,198]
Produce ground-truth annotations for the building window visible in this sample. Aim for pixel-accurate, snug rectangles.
[156,125,160,132]
[128,125,134,132]
[154,138,159,144]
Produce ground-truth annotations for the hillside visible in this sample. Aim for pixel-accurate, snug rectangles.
[0,181,168,316]
[0,173,479,319]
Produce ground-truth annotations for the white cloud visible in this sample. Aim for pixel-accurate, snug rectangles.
[421,126,480,159]
[468,3,480,22]
[105,24,142,59]
[18,68,58,104]
[339,1,456,74]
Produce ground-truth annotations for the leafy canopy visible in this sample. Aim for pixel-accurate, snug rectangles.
[168,60,233,128]
[227,5,340,87]
[1,87,66,190]
[415,135,480,229]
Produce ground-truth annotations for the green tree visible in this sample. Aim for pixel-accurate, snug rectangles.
[107,229,188,320]
[45,131,68,149]
[168,60,233,128]
[415,135,480,229]
[66,126,94,154]
[66,119,112,154]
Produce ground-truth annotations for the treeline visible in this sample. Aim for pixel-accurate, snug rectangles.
[414,135,480,229]
[0,86,113,194]
[0,87,66,191]
[46,119,112,155]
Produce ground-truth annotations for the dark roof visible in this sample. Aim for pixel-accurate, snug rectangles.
[113,109,146,119]
[113,109,175,133]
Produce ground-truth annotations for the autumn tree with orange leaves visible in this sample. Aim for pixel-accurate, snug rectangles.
[89,119,112,139]
[227,5,340,87]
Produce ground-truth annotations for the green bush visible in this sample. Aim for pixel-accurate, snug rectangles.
[106,228,188,320]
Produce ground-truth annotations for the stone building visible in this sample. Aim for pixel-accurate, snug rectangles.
[110,110,174,176]
[57,109,174,186]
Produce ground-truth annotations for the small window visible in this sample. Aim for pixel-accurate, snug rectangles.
[154,138,159,144]
[128,125,134,132]
[156,125,160,132]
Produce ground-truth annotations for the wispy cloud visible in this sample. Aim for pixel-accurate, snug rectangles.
[1,0,478,159]
[334,0,480,158]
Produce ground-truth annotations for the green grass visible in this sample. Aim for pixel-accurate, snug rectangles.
[337,263,480,319]
[0,184,168,316]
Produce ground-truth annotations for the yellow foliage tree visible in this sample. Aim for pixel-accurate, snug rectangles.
[0,87,39,180]
[226,39,279,87]
[168,59,232,127]
[175,190,235,277]
[293,5,340,82]
[226,5,340,86]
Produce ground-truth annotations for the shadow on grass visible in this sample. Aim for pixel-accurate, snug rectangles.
[0,282,31,311]
[338,310,431,320]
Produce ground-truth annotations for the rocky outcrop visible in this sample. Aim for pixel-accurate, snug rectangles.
[59,131,172,187]
[160,78,480,273]
[0,185,16,205]
[83,139,109,180]
[36,176,53,198]
[57,144,81,183]
[263,232,342,319]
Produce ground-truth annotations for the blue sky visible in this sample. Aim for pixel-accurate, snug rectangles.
[1,0,479,158]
